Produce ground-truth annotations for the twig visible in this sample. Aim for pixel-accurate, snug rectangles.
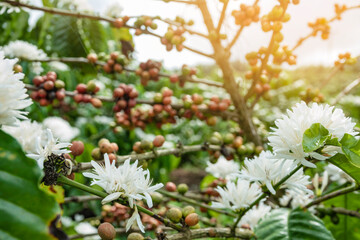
[316,207,360,219]
[291,4,360,51]
[2,0,214,59]
[331,78,360,105]
[166,227,253,240]
[216,0,229,33]
[64,195,101,203]
[22,57,222,87]
[306,184,359,208]
[72,144,234,172]
[319,64,343,88]
[226,26,244,50]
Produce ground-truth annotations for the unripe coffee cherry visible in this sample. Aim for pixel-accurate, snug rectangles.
[140,140,153,151]
[13,64,23,73]
[153,135,165,147]
[165,182,177,192]
[70,141,84,156]
[99,138,110,146]
[91,148,103,160]
[166,207,182,223]
[98,222,116,240]
[185,213,199,226]
[150,192,163,205]
[182,206,195,217]
[55,80,65,89]
[127,233,144,240]
[177,183,188,194]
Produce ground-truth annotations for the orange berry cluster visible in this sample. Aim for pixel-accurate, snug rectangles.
[308,18,330,40]
[102,52,128,74]
[30,72,66,106]
[153,87,173,106]
[261,5,290,35]
[334,52,357,69]
[300,88,325,104]
[207,96,231,112]
[231,4,260,26]
[91,138,119,163]
[135,59,162,86]
[113,16,130,28]
[161,26,186,52]
[174,16,194,26]
[134,16,158,35]
[272,46,297,65]
[74,81,102,108]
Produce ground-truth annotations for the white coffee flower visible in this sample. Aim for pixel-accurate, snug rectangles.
[43,117,79,142]
[0,0,28,15]
[48,61,69,72]
[280,189,313,209]
[1,40,47,60]
[313,171,328,196]
[0,51,32,126]
[206,156,239,180]
[324,164,353,184]
[238,151,312,195]
[269,101,356,168]
[238,202,271,229]
[83,154,163,232]
[74,222,99,240]
[27,128,71,169]
[212,179,262,211]
[3,120,46,154]
[104,1,123,18]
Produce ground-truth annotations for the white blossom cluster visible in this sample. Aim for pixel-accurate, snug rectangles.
[0,51,32,126]
[103,1,124,18]
[83,154,163,232]
[1,40,47,74]
[0,0,28,15]
[209,101,356,229]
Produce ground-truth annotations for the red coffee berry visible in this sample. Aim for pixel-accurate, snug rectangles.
[185,213,199,227]
[98,222,116,240]
[91,98,103,108]
[165,182,177,192]
[33,76,44,86]
[76,84,87,94]
[153,135,165,147]
[70,141,84,156]
[44,81,55,91]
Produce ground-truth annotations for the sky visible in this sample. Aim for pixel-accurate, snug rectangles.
[30,0,360,68]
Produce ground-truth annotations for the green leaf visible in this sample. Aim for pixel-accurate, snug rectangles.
[303,123,330,153]
[255,208,334,240]
[0,130,60,240]
[327,133,360,184]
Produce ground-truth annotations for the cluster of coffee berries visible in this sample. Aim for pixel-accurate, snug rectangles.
[181,94,206,120]
[133,135,166,154]
[334,52,357,69]
[308,18,330,40]
[74,81,102,108]
[173,16,194,26]
[69,141,85,157]
[272,46,297,65]
[113,84,138,114]
[334,4,347,19]
[300,88,325,104]
[154,87,173,106]
[134,16,158,35]
[169,64,197,87]
[113,16,130,28]
[231,4,260,26]
[161,26,186,52]
[135,59,162,86]
[166,206,199,227]
[30,72,66,106]
[98,222,116,240]
[261,5,290,44]
[101,52,128,74]
[204,178,227,197]
[102,203,130,224]
[91,138,119,163]
[207,96,231,112]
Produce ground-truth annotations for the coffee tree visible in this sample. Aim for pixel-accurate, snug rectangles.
[0,0,360,239]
